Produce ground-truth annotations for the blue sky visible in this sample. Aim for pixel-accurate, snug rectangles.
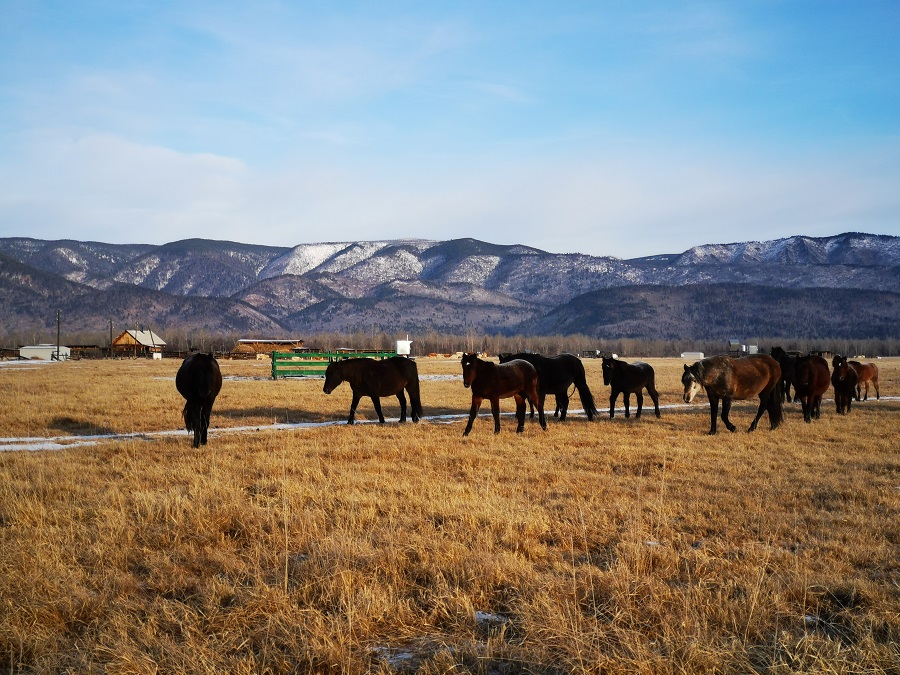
[1,1,898,258]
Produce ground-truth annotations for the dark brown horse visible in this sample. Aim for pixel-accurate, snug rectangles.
[498,352,598,420]
[791,354,830,423]
[682,355,783,435]
[831,355,858,415]
[848,360,880,401]
[176,352,223,448]
[461,353,546,435]
[770,346,798,403]
[323,357,423,424]
[602,357,660,419]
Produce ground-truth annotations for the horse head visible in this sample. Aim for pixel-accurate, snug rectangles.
[682,362,704,403]
[461,353,479,388]
[601,357,614,386]
[322,360,344,394]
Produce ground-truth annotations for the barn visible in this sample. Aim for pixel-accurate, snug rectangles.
[112,330,167,356]
[19,344,72,360]
[232,338,305,359]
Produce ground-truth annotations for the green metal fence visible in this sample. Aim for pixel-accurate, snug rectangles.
[270,351,398,379]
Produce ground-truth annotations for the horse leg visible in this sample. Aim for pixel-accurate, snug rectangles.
[623,393,631,419]
[649,386,661,418]
[406,385,421,423]
[371,396,386,424]
[708,396,719,435]
[514,394,526,433]
[608,390,618,419]
[463,397,482,436]
[855,383,862,402]
[800,396,811,423]
[635,391,644,419]
[557,393,567,421]
[874,376,879,400]
[532,389,547,431]
[814,396,821,419]
[347,392,362,424]
[396,392,407,423]
[528,399,535,419]
[721,398,737,433]
[748,395,767,432]
[200,402,211,445]
[491,397,502,434]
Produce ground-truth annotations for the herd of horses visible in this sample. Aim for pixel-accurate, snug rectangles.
[175,347,882,444]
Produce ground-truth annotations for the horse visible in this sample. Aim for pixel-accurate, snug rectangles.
[791,354,831,423]
[602,357,660,419]
[770,346,798,403]
[831,355,858,415]
[681,354,783,435]
[323,357,423,425]
[461,353,546,436]
[175,352,223,448]
[848,360,880,401]
[498,352,598,421]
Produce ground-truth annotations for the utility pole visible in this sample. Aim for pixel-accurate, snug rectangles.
[55,309,61,361]
[109,319,113,358]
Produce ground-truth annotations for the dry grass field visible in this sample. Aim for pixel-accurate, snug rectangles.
[0,355,898,673]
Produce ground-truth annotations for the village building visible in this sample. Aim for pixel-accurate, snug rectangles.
[19,344,71,360]
[112,330,167,357]
[231,338,305,359]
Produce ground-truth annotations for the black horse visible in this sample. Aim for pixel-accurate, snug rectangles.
[323,357,423,424]
[176,352,223,448]
[498,352,598,421]
[770,346,798,403]
[601,357,660,419]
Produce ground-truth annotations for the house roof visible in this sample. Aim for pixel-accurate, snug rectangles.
[117,330,167,347]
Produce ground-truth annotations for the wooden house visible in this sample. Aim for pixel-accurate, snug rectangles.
[112,330,166,356]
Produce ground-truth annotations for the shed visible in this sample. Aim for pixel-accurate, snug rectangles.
[680,352,705,361]
[112,330,166,356]
[232,339,305,357]
[20,344,71,361]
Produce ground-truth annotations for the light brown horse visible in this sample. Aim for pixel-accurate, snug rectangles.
[682,354,783,435]
[848,360,880,401]
[831,355,858,415]
[792,354,831,423]
[461,353,546,435]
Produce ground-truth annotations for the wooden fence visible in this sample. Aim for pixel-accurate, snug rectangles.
[270,351,398,379]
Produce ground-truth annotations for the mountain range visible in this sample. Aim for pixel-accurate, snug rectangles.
[1,232,898,342]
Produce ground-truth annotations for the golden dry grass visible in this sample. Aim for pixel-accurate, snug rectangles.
[0,356,898,673]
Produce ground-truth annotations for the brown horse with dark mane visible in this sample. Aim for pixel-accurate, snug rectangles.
[831,355,858,415]
[682,354,783,435]
[461,353,546,435]
[323,357,423,424]
[498,352,598,420]
[602,357,660,419]
[791,354,830,423]
[176,352,223,448]
[848,360,880,401]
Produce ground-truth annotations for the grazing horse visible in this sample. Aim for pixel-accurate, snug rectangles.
[770,346,798,403]
[498,352,598,421]
[831,355,858,415]
[682,354,783,435]
[323,357,423,424]
[176,352,223,448]
[601,357,661,419]
[791,354,831,423]
[461,353,546,436]
[848,360,880,401]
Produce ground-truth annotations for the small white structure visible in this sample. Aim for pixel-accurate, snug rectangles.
[20,344,71,361]
[396,338,413,356]
[680,352,704,360]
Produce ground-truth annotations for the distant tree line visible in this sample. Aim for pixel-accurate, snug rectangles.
[3,326,898,359]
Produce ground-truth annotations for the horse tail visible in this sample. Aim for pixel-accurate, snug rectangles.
[768,386,784,429]
[405,362,424,419]
[182,401,194,432]
[576,381,598,418]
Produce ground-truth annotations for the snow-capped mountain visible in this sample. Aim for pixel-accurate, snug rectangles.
[1,232,898,339]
